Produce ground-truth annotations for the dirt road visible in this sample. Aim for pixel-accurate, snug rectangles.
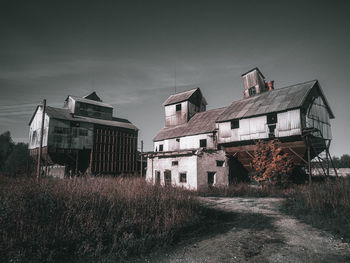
[141,197,350,263]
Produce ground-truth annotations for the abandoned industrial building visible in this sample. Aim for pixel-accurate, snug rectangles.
[28,92,138,177]
[146,68,335,190]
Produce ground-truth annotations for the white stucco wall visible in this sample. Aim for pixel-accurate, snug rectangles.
[146,155,198,190]
[28,106,50,149]
[154,133,216,152]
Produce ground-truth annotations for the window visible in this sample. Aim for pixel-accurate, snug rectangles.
[267,113,277,124]
[172,161,178,166]
[248,87,256,96]
[155,171,161,185]
[159,144,163,152]
[79,129,88,136]
[176,104,182,111]
[216,160,224,167]
[208,172,216,186]
[164,170,171,186]
[180,173,187,183]
[231,119,239,129]
[199,139,207,148]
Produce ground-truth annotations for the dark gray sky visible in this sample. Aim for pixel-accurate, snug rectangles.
[1,0,349,155]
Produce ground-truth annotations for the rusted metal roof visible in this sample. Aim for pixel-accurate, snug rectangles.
[216,80,334,122]
[44,106,138,130]
[153,107,226,141]
[162,87,208,106]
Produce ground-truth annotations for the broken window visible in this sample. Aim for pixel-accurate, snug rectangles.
[248,87,256,96]
[207,172,216,186]
[267,113,278,124]
[180,173,187,183]
[231,119,239,129]
[172,161,178,166]
[159,144,163,152]
[176,104,182,111]
[216,160,224,167]
[199,139,207,148]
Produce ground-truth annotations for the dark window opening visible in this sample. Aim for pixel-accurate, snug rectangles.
[267,113,278,124]
[79,129,88,136]
[164,170,171,186]
[248,87,256,96]
[216,160,224,167]
[172,161,178,166]
[159,144,163,152]
[269,125,276,138]
[200,139,207,148]
[176,104,182,111]
[231,119,239,129]
[156,171,161,185]
[180,173,187,183]
[176,138,180,142]
[208,172,216,186]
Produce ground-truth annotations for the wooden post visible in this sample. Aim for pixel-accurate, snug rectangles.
[140,140,143,177]
[36,99,46,182]
[75,150,79,176]
[307,140,312,184]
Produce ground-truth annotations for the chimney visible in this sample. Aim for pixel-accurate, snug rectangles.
[266,80,274,91]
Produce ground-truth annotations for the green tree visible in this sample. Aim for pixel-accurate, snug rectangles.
[340,154,350,168]
[0,131,14,171]
[4,142,31,176]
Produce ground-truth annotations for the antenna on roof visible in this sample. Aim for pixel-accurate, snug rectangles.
[174,69,177,94]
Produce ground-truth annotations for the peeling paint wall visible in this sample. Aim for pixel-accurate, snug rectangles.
[28,106,50,149]
[165,101,188,127]
[275,109,301,137]
[305,96,332,139]
[197,150,229,190]
[218,109,302,144]
[154,132,216,152]
[146,155,198,190]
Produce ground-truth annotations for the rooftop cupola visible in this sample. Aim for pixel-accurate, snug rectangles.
[162,87,207,127]
[242,67,268,98]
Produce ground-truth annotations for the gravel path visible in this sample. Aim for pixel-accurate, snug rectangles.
[140,197,350,263]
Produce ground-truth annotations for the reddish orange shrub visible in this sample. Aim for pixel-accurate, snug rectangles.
[252,140,294,186]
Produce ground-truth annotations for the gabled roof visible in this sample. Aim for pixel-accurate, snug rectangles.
[153,107,226,141]
[216,80,334,122]
[241,67,265,78]
[83,91,102,102]
[29,106,138,131]
[163,87,208,106]
[66,95,114,108]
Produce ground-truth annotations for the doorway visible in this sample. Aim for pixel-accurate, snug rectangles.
[207,172,216,186]
[164,170,172,186]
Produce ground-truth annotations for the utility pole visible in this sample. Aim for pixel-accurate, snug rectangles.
[307,138,312,184]
[140,140,143,177]
[37,99,46,182]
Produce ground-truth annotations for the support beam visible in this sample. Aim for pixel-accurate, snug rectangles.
[36,99,46,182]
[288,147,308,164]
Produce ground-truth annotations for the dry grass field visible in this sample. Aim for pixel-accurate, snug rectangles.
[0,176,201,262]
